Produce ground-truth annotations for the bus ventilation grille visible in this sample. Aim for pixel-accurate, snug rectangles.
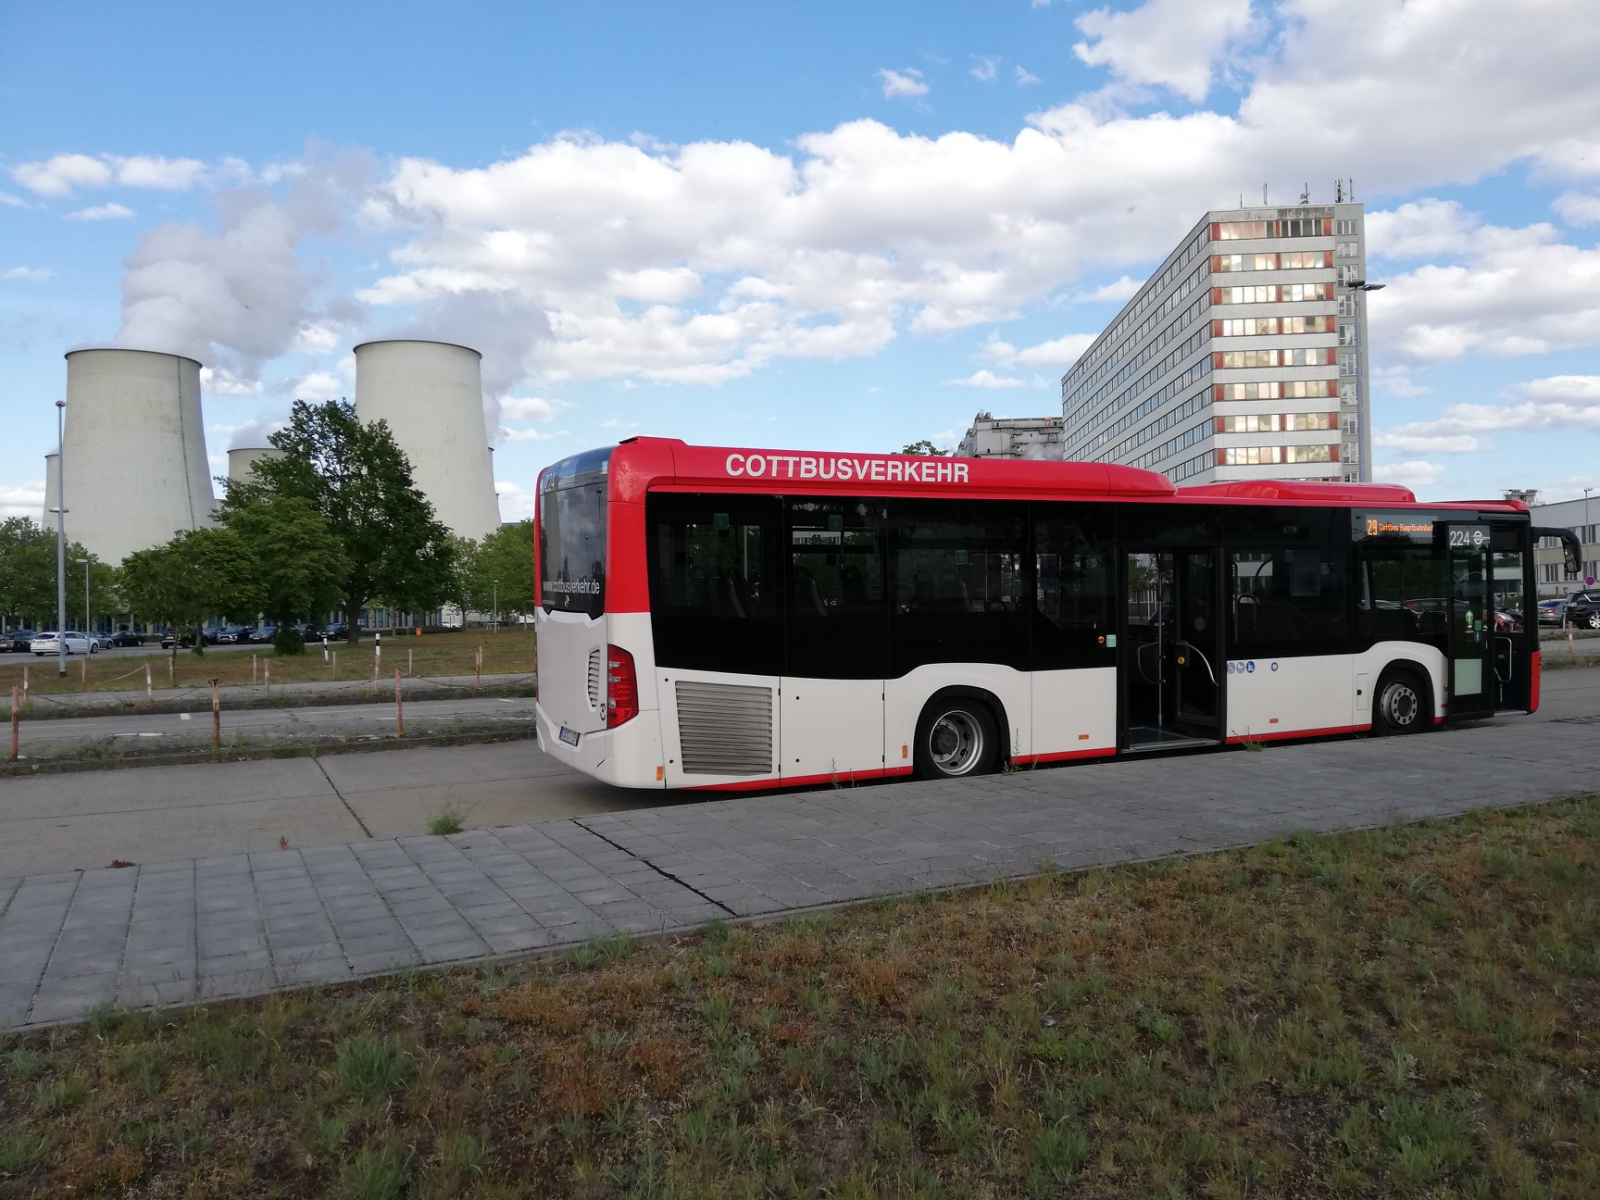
[675,681,773,776]
[587,649,603,709]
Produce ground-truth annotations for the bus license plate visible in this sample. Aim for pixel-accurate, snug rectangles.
[559,727,581,747]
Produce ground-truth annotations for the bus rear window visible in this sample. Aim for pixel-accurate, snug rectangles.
[539,451,610,617]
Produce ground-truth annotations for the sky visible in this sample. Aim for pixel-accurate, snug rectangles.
[2,0,1598,528]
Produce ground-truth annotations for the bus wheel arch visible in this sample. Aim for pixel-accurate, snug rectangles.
[913,688,1005,780]
[1373,662,1433,735]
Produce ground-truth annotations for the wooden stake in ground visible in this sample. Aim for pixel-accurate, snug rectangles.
[9,685,18,763]
[265,660,271,693]
[252,654,258,684]
[145,663,152,702]
[408,647,413,676]
[332,650,338,681]
[168,655,174,688]
[476,645,483,689]
[211,678,221,750]
[22,664,28,702]
[394,669,404,738]
[80,659,87,692]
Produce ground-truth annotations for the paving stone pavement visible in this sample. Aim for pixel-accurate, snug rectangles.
[1,717,1594,1029]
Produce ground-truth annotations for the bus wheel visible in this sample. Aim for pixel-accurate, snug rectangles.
[1374,669,1428,735]
[915,700,998,779]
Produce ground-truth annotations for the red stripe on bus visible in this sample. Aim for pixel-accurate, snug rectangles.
[1530,650,1541,713]
[1224,723,1370,744]
[683,766,915,792]
[1011,747,1118,765]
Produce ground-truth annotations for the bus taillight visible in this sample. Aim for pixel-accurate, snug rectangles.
[606,645,638,727]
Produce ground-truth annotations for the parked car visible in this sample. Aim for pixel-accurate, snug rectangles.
[102,630,143,648]
[159,628,195,650]
[321,622,348,641]
[249,624,277,643]
[1567,590,1600,630]
[1493,607,1523,632]
[1539,599,1568,626]
[31,631,97,656]
[215,624,252,643]
[5,629,37,652]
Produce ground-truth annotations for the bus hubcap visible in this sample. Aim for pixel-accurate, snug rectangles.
[1384,683,1419,727]
[929,711,983,775]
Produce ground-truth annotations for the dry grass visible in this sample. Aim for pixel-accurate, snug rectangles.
[0,629,535,699]
[1,796,1597,1198]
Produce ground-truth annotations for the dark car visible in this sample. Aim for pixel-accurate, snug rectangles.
[321,622,348,641]
[249,624,277,643]
[215,624,252,643]
[102,630,143,648]
[5,629,37,652]
[159,628,195,650]
[1567,590,1600,630]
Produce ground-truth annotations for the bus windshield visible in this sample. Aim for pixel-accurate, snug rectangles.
[539,447,610,618]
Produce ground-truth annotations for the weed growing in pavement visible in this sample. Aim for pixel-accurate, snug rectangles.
[333,1036,411,1103]
[426,807,466,836]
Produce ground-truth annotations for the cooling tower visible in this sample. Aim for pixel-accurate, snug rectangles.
[227,446,286,488]
[61,348,215,563]
[353,339,501,540]
[41,452,60,528]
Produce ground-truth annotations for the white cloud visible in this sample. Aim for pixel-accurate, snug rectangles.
[0,191,26,208]
[598,417,638,430]
[948,370,1031,389]
[12,153,112,195]
[1372,460,1446,491]
[2,266,53,282]
[0,480,45,520]
[970,56,999,83]
[1075,274,1142,303]
[199,366,263,396]
[1523,374,1600,400]
[1371,431,1486,454]
[501,396,561,422]
[877,68,928,98]
[500,426,565,441]
[11,152,205,196]
[1366,199,1480,260]
[1553,192,1600,227]
[1372,218,1600,365]
[289,371,344,400]
[495,480,537,520]
[1015,65,1041,86]
[1017,334,1097,368]
[291,320,344,354]
[1372,365,1431,398]
[67,202,134,221]
[1074,0,1255,102]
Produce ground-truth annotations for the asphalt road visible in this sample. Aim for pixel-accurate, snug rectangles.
[2,666,1595,879]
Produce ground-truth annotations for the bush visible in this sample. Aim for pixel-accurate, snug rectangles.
[273,627,307,655]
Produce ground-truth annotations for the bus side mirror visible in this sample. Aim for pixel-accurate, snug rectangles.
[1533,527,1583,577]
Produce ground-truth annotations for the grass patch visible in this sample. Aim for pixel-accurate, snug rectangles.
[426,807,466,837]
[1,795,1597,1197]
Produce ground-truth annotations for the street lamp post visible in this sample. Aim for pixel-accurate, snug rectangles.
[492,579,499,634]
[77,559,90,634]
[1342,278,1385,485]
[52,400,68,677]
[1585,487,1594,582]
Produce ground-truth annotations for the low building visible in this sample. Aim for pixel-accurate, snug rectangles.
[1530,492,1600,599]
[956,413,1065,460]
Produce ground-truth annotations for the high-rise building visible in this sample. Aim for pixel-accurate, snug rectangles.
[1060,202,1371,485]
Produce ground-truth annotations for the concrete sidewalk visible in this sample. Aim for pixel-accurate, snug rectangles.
[2,714,1594,1029]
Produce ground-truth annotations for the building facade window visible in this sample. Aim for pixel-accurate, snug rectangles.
[1336,240,1359,257]
[1338,324,1358,346]
[1335,219,1358,235]
[1340,353,1358,376]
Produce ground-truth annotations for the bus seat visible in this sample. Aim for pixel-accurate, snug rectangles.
[793,567,827,616]
[938,571,971,611]
[840,564,867,606]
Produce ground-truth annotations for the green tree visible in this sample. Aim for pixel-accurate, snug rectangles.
[901,439,951,456]
[121,528,260,656]
[218,491,348,654]
[0,517,117,628]
[464,521,534,619]
[247,400,458,643]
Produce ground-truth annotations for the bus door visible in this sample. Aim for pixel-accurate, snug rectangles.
[1488,524,1532,712]
[1442,523,1494,720]
[1121,549,1223,751]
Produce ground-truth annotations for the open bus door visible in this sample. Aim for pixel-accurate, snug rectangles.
[1440,522,1494,722]
[1121,549,1224,751]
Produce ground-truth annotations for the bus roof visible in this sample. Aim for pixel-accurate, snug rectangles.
[590,437,1528,514]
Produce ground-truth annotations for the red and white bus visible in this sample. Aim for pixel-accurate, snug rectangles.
[533,438,1579,790]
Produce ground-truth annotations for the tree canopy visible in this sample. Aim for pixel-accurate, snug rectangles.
[218,491,348,653]
[900,440,951,456]
[458,520,534,618]
[121,528,258,653]
[0,517,117,628]
[241,400,457,642]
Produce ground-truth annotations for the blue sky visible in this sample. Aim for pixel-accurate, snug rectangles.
[2,0,1598,527]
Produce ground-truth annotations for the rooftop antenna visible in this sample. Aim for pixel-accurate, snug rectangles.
[1335,178,1344,203]
[1350,178,1356,201]
[1263,184,1269,205]
[1300,182,1310,205]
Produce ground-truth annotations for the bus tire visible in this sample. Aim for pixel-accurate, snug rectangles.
[914,696,999,780]
[1373,668,1429,735]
